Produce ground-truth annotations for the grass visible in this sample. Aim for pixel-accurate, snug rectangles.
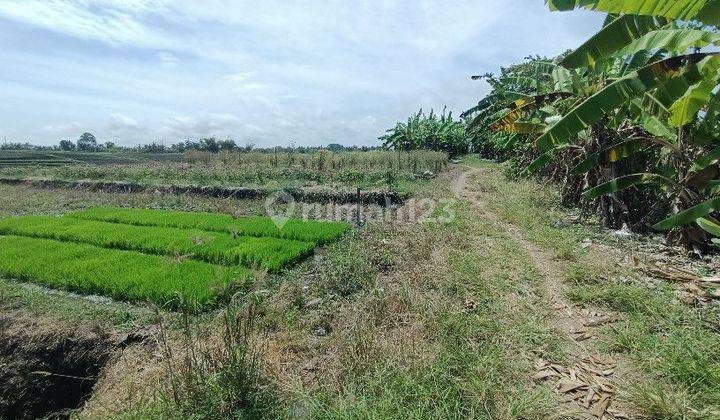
[568,281,720,418]
[0,183,267,218]
[0,235,252,310]
[0,215,316,271]
[286,202,563,418]
[68,206,350,245]
[0,278,161,332]
[133,300,281,419]
[467,157,720,418]
[0,150,447,192]
[223,167,566,419]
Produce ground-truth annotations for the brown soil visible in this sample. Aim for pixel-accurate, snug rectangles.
[0,311,115,419]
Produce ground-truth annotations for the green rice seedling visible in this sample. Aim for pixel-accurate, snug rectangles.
[0,216,315,271]
[67,207,350,244]
[0,235,251,310]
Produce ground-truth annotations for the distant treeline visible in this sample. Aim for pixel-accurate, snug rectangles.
[0,132,382,154]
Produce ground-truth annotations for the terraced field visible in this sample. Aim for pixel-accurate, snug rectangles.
[0,150,184,167]
[0,208,349,310]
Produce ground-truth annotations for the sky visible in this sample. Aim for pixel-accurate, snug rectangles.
[0,0,604,148]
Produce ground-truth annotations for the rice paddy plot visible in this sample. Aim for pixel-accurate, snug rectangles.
[0,216,316,271]
[0,207,348,309]
[68,207,351,244]
[0,235,251,310]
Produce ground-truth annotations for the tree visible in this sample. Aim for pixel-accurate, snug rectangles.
[199,137,220,153]
[380,108,470,156]
[77,132,97,151]
[59,140,75,151]
[466,1,720,251]
[217,139,237,152]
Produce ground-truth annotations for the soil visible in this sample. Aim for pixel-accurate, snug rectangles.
[0,311,115,419]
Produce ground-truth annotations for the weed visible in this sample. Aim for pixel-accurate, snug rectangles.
[151,300,280,418]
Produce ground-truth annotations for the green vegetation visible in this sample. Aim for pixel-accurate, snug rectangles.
[467,0,720,251]
[136,301,281,419]
[380,108,470,156]
[0,216,315,271]
[68,207,350,245]
[0,235,251,310]
[471,159,720,418]
[0,150,448,193]
[0,149,182,167]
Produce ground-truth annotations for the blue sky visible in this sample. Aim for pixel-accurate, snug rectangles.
[0,1,604,147]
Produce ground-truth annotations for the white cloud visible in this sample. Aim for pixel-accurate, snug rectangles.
[161,113,242,138]
[0,0,172,48]
[43,121,83,136]
[108,113,140,131]
[0,0,605,146]
[158,51,180,65]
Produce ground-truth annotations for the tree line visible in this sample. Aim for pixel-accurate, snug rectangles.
[0,132,382,154]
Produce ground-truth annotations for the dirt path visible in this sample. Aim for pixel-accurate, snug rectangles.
[457,165,629,419]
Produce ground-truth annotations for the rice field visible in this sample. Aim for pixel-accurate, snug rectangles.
[0,150,184,167]
[0,150,448,193]
[0,216,316,271]
[0,235,251,310]
[0,207,349,309]
[68,207,351,244]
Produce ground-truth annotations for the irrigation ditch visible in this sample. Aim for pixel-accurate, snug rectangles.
[0,178,408,206]
[0,313,116,419]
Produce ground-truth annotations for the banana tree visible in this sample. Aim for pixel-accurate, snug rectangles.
[380,108,470,156]
[535,1,720,249]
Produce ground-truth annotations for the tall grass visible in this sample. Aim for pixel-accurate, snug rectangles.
[0,150,448,191]
[148,300,280,418]
[0,216,315,271]
[188,149,448,172]
[0,235,251,310]
[68,207,350,245]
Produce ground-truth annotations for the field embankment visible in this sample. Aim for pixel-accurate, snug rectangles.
[0,150,447,203]
[2,157,718,419]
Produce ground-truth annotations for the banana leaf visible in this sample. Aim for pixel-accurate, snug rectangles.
[571,138,654,174]
[491,92,574,131]
[522,145,570,176]
[642,113,678,140]
[536,53,718,151]
[469,107,509,131]
[690,146,720,172]
[560,15,666,69]
[505,122,547,134]
[498,76,540,90]
[615,29,720,57]
[583,173,675,198]
[668,58,720,126]
[602,13,618,27]
[697,217,720,237]
[619,50,659,76]
[552,66,576,92]
[460,92,529,118]
[546,0,720,26]
[653,197,720,230]
[490,109,523,131]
